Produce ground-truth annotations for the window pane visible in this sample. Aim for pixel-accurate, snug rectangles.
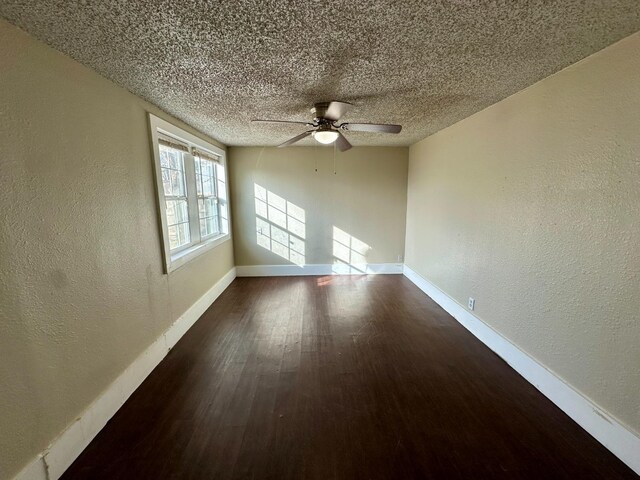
[199,196,219,237]
[200,216,219,237]
[160,147,173,168]
[162,169,172,196]
[162,168,186,197]
[178,200,189,223]
[198,198,217,218]
[168,225,179,249]
[159,144,186,198]
[217,178,227,202]
[219,216,229,235]
[198,156,214,173]
[202,176,213,196]
[165,199,175,224]
[195,157,202,196]
[160,145,183,169]
[168,222,190,250]
[219,203,229,234]
[165,199,189,226]
[170,169,186,197]
[177,222,190,246]
[196,157,215,197]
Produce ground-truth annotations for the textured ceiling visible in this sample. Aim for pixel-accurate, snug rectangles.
[2,1,639,147]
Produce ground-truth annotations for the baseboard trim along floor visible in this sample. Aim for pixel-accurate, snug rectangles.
[15,265,638,478]
[235,263,403,277]
[402,264,640,476]
[13,267,238,480]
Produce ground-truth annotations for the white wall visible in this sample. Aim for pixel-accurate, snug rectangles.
[405,32,640,435]
[0,20,234,479]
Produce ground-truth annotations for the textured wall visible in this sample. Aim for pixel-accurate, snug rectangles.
[229,147,408,268]
[405,33,640,434]
[0,21,234,479]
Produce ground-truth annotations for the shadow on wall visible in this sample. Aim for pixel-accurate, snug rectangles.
[253,183,372,272]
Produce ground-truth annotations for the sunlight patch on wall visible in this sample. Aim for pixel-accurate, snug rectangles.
[332,226,371,274]
[255,183,306,265]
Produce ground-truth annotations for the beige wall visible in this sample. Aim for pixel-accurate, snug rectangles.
[3,10,638,479]
[405,32,640,434]
[229,146,408,268]
[0,20,234,479]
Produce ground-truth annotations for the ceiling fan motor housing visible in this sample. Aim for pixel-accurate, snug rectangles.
[311,102,331,122]
[253,100,401,151]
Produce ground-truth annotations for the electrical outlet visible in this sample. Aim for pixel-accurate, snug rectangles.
[468,297,475,311]
[397,254,403,262]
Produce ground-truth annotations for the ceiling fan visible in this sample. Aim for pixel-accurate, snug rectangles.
[252,101,402,152]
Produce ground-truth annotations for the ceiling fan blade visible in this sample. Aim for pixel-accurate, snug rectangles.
[342,123,402,134]
[335,132,352,152]
[324,101,353,121]
[253,119,312,126]
[277,130,313,148]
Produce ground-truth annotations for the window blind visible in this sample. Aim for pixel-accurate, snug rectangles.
[192,148,221,164]
[158,136,190,153]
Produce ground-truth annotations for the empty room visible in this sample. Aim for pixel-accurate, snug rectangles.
[1,1,639,479]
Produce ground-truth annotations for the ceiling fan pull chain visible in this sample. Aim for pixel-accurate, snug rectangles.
[256,146,265,169]
[333,142,337,175]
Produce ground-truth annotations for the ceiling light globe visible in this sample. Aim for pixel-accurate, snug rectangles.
[313,130,339,144]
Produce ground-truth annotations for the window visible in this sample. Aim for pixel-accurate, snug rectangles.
[149,114,230,272]
[160,142,190,250]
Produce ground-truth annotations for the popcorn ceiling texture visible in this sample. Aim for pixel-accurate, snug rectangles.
[1,1,639,147]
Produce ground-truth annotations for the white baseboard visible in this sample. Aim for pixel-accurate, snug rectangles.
[11,458,46,480]
[236,263,403,277]
[13,267,237,480]
[402,265,640,475]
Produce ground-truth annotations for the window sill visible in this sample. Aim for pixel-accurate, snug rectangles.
[167,233,231,273]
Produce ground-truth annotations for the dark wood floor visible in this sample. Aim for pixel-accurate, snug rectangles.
[62,276,636,479]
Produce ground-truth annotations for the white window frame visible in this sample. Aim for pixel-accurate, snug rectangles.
[149,113,231,273]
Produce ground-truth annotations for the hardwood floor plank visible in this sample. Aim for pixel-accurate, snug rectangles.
[62,276,637,479]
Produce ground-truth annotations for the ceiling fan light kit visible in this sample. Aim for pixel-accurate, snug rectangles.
[312,128,339,144]
[252,101,402,152]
